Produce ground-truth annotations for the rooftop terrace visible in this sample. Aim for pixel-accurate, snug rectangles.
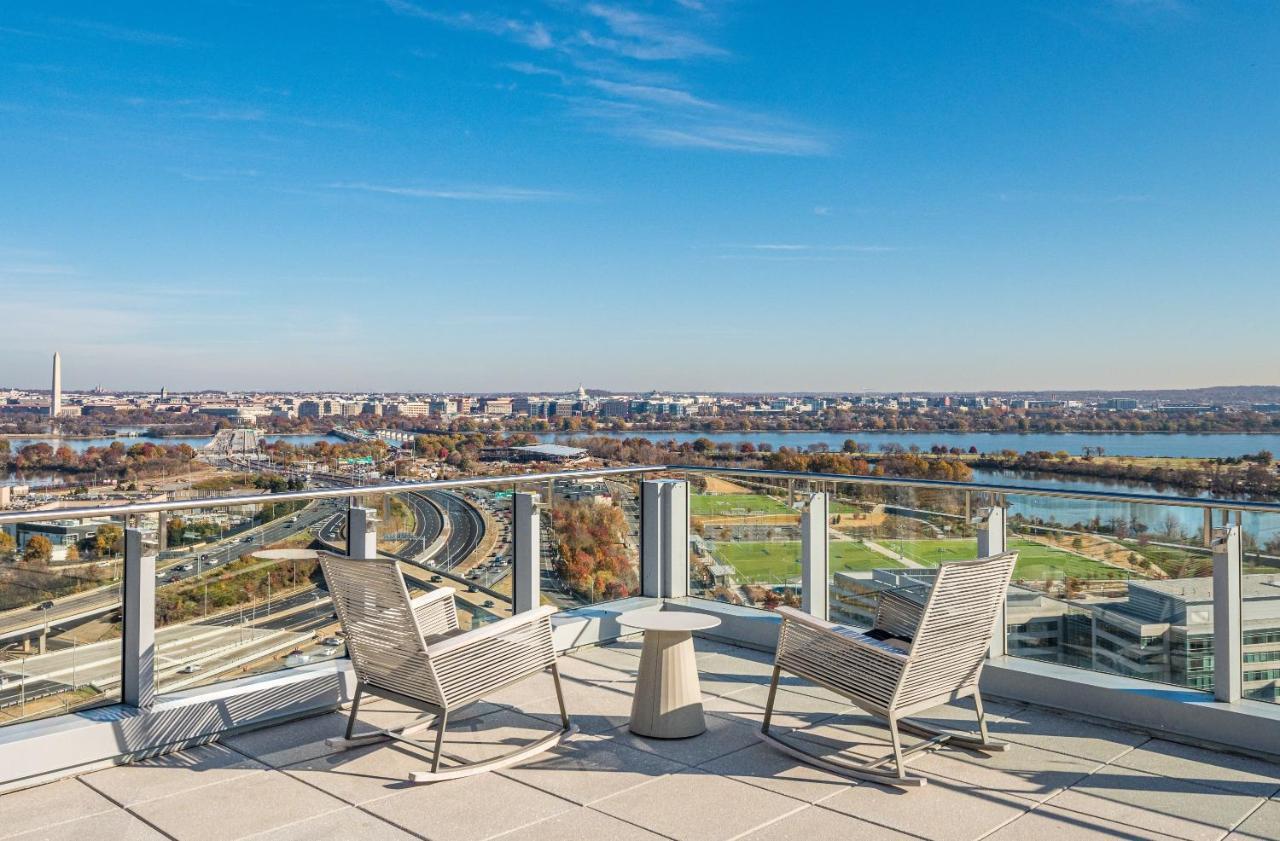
[4,637,1280,841]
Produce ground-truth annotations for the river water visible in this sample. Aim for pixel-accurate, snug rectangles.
[534,431,1280,539]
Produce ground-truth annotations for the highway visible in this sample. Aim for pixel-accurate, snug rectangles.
[0,621,311,710]
[313,488,484,569]
[0,479,493,719]
[421,490,485,569]
[0,499,345,645]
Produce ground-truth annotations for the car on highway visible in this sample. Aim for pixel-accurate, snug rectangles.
[156,571,166,578]
[199,554,210,561]
[206,558,219,566]
[36,600,55,611]
[177,664,202,674]
[319,637,342,647]
[483,599,495,608]
[287,517,299,525]
[242,536,254,543]
[467,584,478,593]
[179,564,193,572]
[430,574,442,583]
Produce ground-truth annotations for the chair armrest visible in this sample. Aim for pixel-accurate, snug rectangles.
[774,605,841,633]
[412,587,458,638]
[428,605,557,658]
[775,606,908,665]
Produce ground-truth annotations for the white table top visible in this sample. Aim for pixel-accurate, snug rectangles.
[618,611,722,633]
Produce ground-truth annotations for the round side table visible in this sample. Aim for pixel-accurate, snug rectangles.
[618,611,722,739]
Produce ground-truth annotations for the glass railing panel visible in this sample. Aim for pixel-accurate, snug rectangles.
[827,481,978,626]
[544,474,641,606]
[450,484,512,628]
[379,486,511,631]
[0,512,124,725]
[1004,492,1212,693]
[154,499,338,694]
[688,471,803,609]
[1241,510,1280,704]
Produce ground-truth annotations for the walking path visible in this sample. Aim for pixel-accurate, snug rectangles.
[862,539,925,569]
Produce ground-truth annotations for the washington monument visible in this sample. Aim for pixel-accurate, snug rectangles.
[50,351,61,419]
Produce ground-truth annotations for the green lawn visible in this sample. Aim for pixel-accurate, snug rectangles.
[1009,539,1128,580]
[879,538,978,566]
[690,493,794,517]
[832,541,903,571]
[874,537,1126,580]
[710,539,901,583]
[707,535,1126,586]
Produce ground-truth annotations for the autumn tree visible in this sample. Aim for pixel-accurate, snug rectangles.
[24,535,53,564]
[96,524,124,557]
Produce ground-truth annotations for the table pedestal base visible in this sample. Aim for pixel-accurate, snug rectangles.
[629,629,705,739]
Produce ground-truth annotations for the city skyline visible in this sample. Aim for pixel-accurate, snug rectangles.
[3,3,1278,391]
[4,350,1280,402]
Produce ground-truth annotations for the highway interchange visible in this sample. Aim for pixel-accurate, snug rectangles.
[0,483,494,719]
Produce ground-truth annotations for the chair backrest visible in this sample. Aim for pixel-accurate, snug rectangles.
[894,551,1017,710]
[319,552,443,706]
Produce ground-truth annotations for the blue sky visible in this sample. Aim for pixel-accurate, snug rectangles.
[1,1,1276,393]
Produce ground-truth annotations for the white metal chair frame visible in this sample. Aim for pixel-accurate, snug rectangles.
[760,551,1019,787]
[319,552,576,782]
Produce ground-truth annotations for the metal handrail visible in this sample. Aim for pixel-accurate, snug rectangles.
[0,465,669,524]
[2,461,1278,525]
[675,465,1280,514]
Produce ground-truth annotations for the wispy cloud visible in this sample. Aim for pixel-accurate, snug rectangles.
[62,19,189,47]
[393,1,828,157]
[383,0,553,49]
[328,182,571,202]
[570,96,827,155]
[578,3,726,61]
[504,61,568,82]
[586,78,716,109]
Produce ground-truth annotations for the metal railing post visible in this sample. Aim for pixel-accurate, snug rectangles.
[661,480,690,598]
[122,527,155,709]
[977,505,1008,658]
[800,492,829,619]
[640,481,663,598]
[347,506,377,559]
[512,492,540,613]
[1213,524,1242,703]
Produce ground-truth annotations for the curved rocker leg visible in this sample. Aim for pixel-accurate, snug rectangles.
[896,699,1009,754]
[408,722,579,783]
[756,728,930,788]
[324,712,441,750]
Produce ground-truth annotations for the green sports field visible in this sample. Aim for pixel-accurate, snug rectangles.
[690,493,794,517]
[710,539,902,582]
[707,534,1128,585]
